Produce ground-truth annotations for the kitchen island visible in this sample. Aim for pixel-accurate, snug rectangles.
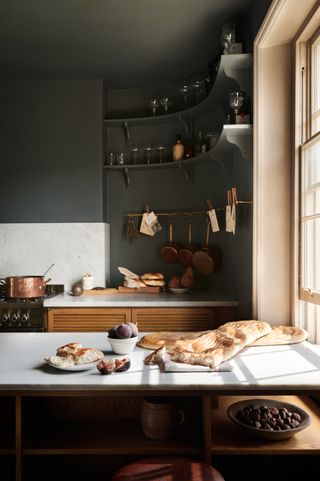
[44,292,239,332]
[1,332,320,481]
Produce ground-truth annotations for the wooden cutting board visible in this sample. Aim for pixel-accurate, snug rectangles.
[82,288,119,295]
[118,286,161,294]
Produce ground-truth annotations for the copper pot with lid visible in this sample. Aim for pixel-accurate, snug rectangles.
[177,214,199,266]
[192,219,222,275]
[160,217,182,263]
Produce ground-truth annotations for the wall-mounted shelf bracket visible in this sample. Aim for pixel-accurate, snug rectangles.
[124,167,132,189]
[178,163,194,184]
[224,125,252,160]
[210,153,233,176]
[123,121,130,143]
[177,115,191,136]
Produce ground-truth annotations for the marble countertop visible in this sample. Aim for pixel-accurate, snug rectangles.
[1,332,320,392]
[44,292,239,308]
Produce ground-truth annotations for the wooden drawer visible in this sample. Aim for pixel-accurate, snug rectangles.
[131,307,216,331]
[46,308,131,332]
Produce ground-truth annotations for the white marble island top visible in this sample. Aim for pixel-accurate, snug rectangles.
[1,333,320,393]
[44,292,239,308]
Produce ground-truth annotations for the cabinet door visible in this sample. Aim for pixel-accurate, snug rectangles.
[46,308,131,332]
[131,307,217,331]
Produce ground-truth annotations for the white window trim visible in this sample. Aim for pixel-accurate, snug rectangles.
[253,0,319,330]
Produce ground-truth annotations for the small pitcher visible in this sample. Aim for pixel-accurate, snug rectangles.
[141,397,185,440]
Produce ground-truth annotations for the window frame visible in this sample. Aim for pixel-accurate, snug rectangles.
[296,13,320,308]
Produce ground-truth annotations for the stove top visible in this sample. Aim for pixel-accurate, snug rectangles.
[0,284,64,305]
[0,284,64,331]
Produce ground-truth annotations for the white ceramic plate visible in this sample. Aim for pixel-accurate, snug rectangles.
[169,288,189,294]
[47,361,97,372]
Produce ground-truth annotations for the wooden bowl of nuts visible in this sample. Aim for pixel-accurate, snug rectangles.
[228,399,311,440]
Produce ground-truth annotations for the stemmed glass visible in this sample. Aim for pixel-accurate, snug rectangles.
[192,80,205,104]
[180,84,190,109]
[160,97,170,115]
[229,91,245,121]
[143,145,153,164]
[149,98,160,116]
[130,147,140,165]
[156,145,166,163]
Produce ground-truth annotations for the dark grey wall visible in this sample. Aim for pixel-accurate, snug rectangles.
[0,80,103,222]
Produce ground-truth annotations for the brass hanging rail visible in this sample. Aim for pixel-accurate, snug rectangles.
[126,200,253,218]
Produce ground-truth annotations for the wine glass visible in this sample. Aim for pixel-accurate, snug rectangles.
[229,91,245,121]
[156,145,166,163]
[192,80,205,104]
[149,98,160,116]
[143,145,153,164]
[130,146,140,165]
[179,84,190,109]
[160,97,171,115]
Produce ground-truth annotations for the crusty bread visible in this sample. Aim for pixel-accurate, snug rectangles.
[46,344,104,368]
[143,279,165,287]
[45,355,75,368]
[143,320,272,369]
[56,343,82,355]
[118,267,140,280]
[250,325,308,346]
[73,348,104,364]
[140,272,164,280]
[124,277,146,288]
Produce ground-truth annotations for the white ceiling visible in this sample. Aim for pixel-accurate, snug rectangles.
[0,0,256,87]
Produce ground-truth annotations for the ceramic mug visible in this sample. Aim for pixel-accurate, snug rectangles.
[141,397,185,440]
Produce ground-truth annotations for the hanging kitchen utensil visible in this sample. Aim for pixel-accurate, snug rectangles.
[192,219,222,275]
[126,216,139,242]
[43,263,55,277]
[160,216,182,263]
[177,213,199,266]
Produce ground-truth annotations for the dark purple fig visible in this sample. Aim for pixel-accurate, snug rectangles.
[96,359,115,375]
[115,357,131,373]
[116,323,132,339]
[107,327,118,339]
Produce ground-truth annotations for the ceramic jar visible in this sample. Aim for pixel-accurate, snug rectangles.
[141,397,184,440]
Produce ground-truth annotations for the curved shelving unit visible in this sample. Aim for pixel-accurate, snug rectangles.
[103,53,253,187]
[103,53,252,127]
[104,124,252,188]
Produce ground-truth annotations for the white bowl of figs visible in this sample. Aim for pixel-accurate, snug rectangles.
[107,322,138,355]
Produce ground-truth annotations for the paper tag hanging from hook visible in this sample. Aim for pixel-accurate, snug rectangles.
[231,187,237,235]
[140,213,155,236]
[226,190,233,232]
[208,209,219,232]
[206,198,219,233]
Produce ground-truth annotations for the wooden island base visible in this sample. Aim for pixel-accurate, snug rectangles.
[1,391,320,481]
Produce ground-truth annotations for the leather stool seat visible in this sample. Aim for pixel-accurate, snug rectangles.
[111,457,225,481]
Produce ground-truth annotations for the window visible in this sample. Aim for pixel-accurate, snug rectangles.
[297,21,320,341]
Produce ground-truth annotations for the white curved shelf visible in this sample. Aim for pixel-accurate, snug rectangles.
[104,124,252,187]
[103,54,252,126]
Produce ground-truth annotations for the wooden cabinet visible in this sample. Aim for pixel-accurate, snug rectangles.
[46,306,238,332]
[46,307,131,332]
[3,391,320,481]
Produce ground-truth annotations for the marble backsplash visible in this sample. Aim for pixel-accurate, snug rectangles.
[0,223,110,291]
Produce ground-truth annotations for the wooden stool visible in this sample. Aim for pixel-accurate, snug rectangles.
[111,457,225,481]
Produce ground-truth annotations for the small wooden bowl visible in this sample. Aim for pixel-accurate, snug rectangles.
[227,399,311,441]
